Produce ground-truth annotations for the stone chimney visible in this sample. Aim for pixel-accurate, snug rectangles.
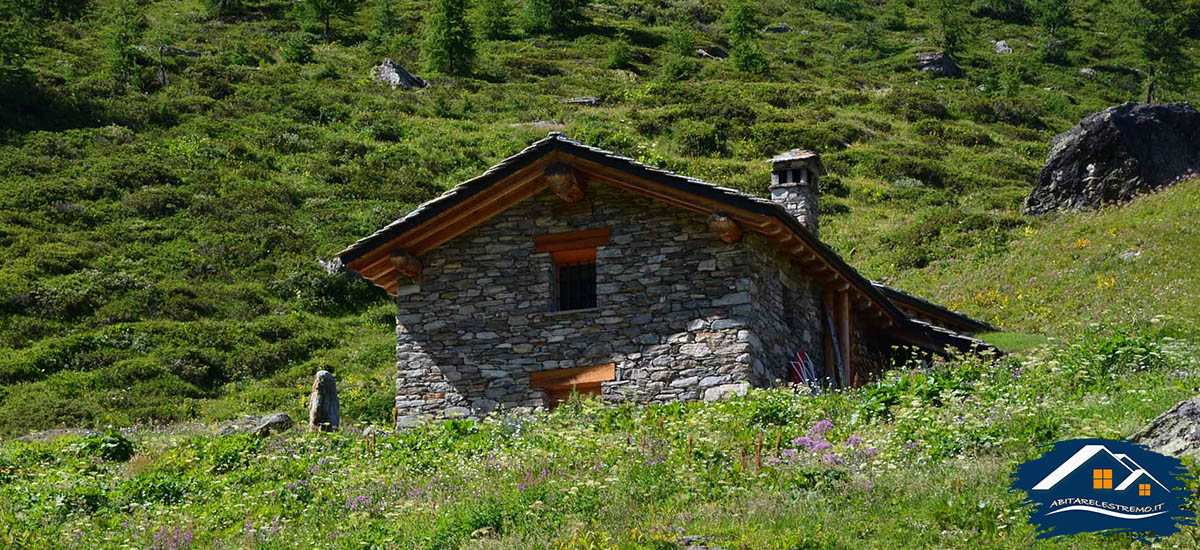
[767,149,824,237]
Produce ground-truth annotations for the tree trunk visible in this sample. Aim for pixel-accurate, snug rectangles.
[324,14,331,39]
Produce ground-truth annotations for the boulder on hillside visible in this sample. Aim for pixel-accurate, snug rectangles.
[371,59,428,90]
[252,413,294,437]
[1024,102,1200,214]
[1131,395,1200,458]
[915,52,962,78]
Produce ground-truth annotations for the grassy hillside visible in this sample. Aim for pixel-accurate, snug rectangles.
[893,177,1200,340]
[0,0,1197,438]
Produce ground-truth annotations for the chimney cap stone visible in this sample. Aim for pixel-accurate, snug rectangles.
[767,149,825,175]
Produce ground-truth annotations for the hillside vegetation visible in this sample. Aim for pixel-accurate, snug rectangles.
[0,0,1198,439]
[3,336,1199,549]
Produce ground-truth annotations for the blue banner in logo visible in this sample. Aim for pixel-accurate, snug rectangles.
[1011,438,1195,539]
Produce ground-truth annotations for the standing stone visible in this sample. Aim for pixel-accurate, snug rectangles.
[309,370,341,432]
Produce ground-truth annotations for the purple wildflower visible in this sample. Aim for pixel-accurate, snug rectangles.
[808,419,834,437]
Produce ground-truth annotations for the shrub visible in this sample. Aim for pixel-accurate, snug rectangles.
[815,0,865,20]
[281,33,315,64]
[605,37,633,70]
[880,87,949,121]
[102,0,146,86]
[665,20,694,57]
[204,0,241,18]
[672,119,723,156]
[731,40,768,74]
[78,429,135,462]
[658,55,697,82]
[119,471,192,505]
[958,96,1045,128]
[970,0,1031,24]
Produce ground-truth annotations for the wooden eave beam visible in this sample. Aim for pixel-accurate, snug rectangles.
[345,155,558,291]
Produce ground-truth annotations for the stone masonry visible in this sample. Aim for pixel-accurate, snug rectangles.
[393,182,827,422]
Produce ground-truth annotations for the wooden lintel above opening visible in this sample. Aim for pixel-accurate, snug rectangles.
[534,227,611,253]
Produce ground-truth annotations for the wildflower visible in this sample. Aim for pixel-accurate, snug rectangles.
[821,453,843,465]
[808,419,834,437]
[846,435,863,447]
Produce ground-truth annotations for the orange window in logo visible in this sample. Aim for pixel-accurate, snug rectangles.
[1139,483,1151,496]
[1092,469,1113,489]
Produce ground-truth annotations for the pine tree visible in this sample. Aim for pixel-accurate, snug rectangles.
[297,0,359,40]
[1108,0,1197,102]
[0,0,33,82]
[104,0,146,86]
[924,0,967,58]
[1030,0,1075,63]
[724,0,767,74]
[665,20,694,58]
[475,0,511,40]
[422,0,475,76]
[522,0,586,35]
[370,0,399,49]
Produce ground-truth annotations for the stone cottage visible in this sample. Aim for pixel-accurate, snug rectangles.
[334,134,994,423]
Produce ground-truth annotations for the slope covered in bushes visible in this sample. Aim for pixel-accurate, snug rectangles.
[0,0,1197,436]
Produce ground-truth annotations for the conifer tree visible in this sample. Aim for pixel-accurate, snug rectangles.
[104,0,146,85]
[523,0,586,35]
[724,0,766,74]
[422,0,475,76]
[297,0,359,40]
[1108,0,1196,102]
[475,0,511,40]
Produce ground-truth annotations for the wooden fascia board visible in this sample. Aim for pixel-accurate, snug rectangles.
[347,155,558,292]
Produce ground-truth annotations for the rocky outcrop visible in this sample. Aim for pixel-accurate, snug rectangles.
[252,413,294,437]
[309,371,341,432]
[915,52,962,78]
[1025,102,1200,214]
[1132,396,1200,458]
[371,59,428,90]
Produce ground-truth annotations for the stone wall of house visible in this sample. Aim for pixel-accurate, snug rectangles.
[392,183,821,423]
[743,236,826,388]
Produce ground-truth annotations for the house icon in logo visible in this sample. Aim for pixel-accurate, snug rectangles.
[1032,444,1170,498]
[1011,438,1194,538]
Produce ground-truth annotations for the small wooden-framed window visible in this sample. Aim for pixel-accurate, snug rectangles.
[535,228,609,312]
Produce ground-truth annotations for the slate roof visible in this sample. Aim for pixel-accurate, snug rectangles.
[335,133,997,356]
[872,283,998,334]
